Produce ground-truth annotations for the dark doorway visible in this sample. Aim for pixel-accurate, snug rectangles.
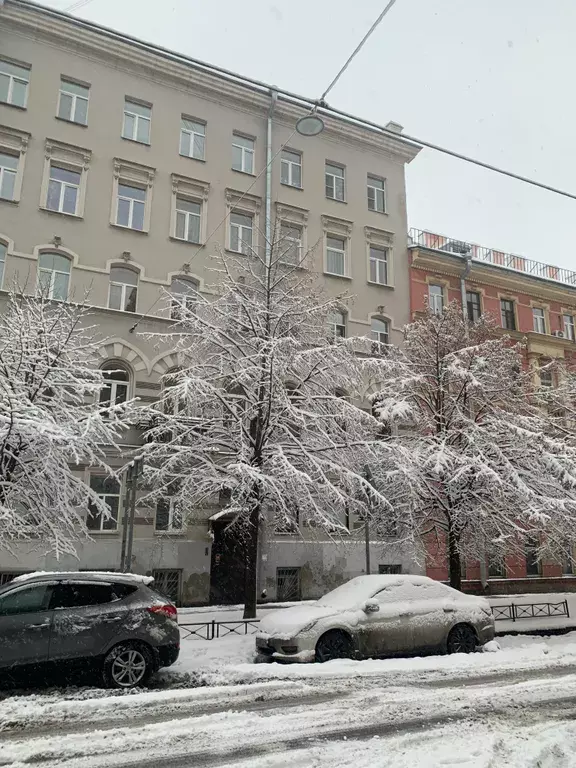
[209,520,246,604]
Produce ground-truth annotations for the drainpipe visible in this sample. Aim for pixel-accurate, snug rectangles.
[265,89,278,268]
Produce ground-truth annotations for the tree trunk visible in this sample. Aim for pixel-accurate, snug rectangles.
[447,520,462,591]
[243,501,260,619]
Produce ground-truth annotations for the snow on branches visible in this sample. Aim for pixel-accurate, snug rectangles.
[0,291,132,557]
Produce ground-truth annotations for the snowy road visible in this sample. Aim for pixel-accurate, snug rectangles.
[4,635,576,767]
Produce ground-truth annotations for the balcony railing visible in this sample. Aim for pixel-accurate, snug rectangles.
[409,229,576,288]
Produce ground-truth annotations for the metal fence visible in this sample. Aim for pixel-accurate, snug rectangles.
[492,600,569,622]
[179,619,260,640]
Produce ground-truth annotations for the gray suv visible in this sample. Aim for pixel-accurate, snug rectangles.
[0,571,180,688]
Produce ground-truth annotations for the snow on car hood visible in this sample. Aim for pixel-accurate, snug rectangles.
[258,604,342,639]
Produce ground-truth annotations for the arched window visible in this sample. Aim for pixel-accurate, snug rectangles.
[371,317,389,346]
[108,266,138,313]
[37,252,71,300]
[99,363,130,407]
[170,276,199,319]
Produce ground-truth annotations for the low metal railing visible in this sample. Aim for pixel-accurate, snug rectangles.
[492,600,569,622]
[179,619,260,640]
[409,228,576,288]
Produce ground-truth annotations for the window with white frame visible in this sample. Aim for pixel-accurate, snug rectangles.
[230,212,253,254]
[533,307,546,334]
[325,162,345,201]
[87,475,121,531]
[326,235,346,276]
[564,313,575,341]
[0,151,18,201]
[108,266,138,312]
[329,310,346,339]
[369,245,389,285]
[99,364,130,408]
[0,59,29,108]
[37,252,71,301]
[175,197,201,243]
[367,175,386,213]
[46,164,81,215]
[58,79,89,125]
[171,276,199,319]
[155,498,183,532]
[281,149,302,188]
[428,284,444,315]
[371,317,389,346]
[180,117,205,160]
[232,134,254,174]
[122,99,151,144]
[0,243,6,288]
[279,223,302,265]
[116,183,146,230]
[539,361,553,389]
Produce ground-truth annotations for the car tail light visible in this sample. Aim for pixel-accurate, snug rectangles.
[148,603,178,622]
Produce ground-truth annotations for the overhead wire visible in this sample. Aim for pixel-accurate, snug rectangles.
[64,0,96,13]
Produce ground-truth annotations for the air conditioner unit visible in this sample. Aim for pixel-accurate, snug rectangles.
[553,330,565,338]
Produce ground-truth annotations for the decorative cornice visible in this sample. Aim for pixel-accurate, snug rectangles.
[113,158,155,186]
[364,225,394,245]
[45,138,91,169]
[225,187,262,211]
[321,214,354,236]
[276,202,309,224]
[171,173,210,200]
[0,124,30,153]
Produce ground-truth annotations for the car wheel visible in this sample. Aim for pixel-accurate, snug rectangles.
[315,630,353,663]
[102,643,154,689]
[447,624,477,654]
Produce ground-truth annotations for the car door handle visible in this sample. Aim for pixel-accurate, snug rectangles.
[29,621,50,629]
[102,616,122,623]
[399,611,413,617]
[444,606,456,613]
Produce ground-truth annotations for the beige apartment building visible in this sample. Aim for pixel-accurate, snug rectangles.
[0,0,422,604]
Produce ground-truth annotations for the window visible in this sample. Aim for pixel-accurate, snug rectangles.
[325,163,345,201]
[46,164,81,215]
[428,284,444,315]
[369,246,389,285]
[326,236,346,276]
[371,317,389,346]
[232,134,254,174]
[0,584,52,616]
[0,151,18,201]
[51,583,114,609]
[0,59,29,108]
[539,362,553,389]
[37,252,71,300]
[230,212,253,254]
[180,118,205,160]
[175,198,201,244]
[367,175,386,213]
[500,299,516,331]
[378,564,402,574]
[533,307,546,334]
[122,100,151,144]
[563,314,575,341]
[152,569,181,604]
[58,79,89,125]
[279,223,302,265]
[116,184,146,230]
[329,310,346,339]
[171,276,199,319]
[108,266,138,312]
[87,476,121,531]
[276,567,301,601]
[0,243,5,287]
[466,291,481,323]
[281,149,302,188]
[488,554,506,578]
[525,536,541,576]
[155,498,183,532]
[100,365,130,407]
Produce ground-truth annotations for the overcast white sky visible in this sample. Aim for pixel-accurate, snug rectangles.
[44,0,576,270]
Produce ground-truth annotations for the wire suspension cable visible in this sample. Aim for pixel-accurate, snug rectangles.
[320,0,399,101]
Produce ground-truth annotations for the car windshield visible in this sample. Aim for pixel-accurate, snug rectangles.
[316,579,375,609]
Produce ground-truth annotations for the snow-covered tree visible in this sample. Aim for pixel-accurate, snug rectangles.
[139,233,400,618]
[0,290,132,557]
[373,302,576,590]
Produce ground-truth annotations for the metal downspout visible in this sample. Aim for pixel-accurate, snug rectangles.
[265,89,278,268]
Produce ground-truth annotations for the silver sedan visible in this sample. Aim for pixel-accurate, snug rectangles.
[256,574,494,663]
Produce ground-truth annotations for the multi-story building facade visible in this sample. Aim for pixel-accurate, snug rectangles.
[0,0,421,603]
[410,228,576,594]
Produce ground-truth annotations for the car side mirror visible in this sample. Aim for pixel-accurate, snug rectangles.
[363,599,380,614]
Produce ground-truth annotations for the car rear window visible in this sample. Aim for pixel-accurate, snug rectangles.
[111,583,138,600]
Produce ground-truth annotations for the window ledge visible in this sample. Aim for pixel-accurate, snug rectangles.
[325,197,347,204]
[121,136,151,147]
[367,280,394,289]
[55,115,88,128]
[154,530,187,537]
[169,235,204,247]
[0,100,26,111]
[88,530,119,536]
[280,182,303,191]
[231,168,256,177]
[110,223,149,235]
[368,209,389,216]
[225,248,253,257]
[323,271,352,280]
[179,153,206,163]
[0,197,18,206]
[39,206,83,220]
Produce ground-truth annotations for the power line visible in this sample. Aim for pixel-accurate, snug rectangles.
[320,0,399,102]
[64,0,96,13]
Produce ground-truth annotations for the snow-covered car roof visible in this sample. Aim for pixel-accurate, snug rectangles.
[317,574,442,606]
[9,571,154,585]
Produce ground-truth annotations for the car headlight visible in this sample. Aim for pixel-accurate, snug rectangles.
[297,621,318,634]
